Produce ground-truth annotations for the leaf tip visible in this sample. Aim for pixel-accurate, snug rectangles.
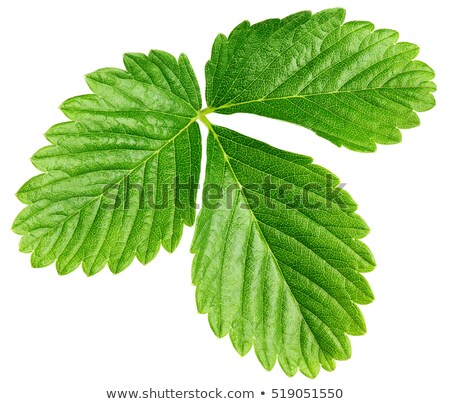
[58,100,69,114]
[162,235,181,254]
[15,189,26,204]
[123,52,143,66]
[11,218,21,234]
[30,254,44,269]
[83,72,96,88]
[320,7,346,21]
[56,262,74,276]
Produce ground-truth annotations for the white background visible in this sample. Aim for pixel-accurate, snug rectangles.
[0,1,448,403]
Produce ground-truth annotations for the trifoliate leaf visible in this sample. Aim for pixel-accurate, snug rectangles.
[13,7,437,378]
[13,51,202,275]
[191,123,375,377]
[205,8,436,152]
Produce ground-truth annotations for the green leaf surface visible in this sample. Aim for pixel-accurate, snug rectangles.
[205,8,436,152]
[191,123,375,377]
[13,7,437,377]
[13,51,202,275]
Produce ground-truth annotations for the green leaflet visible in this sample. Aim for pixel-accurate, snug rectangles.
[13,8,436,377]
[13,51,202,275]
[205,8,436,152]
[192,123,375,377]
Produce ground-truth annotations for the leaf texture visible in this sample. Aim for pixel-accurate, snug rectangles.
[13,51,202,275]
[13,7,438,377]
[205,8,436,151]
[191,124,375,377]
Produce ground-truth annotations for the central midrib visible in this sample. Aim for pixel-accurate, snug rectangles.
[210,86,422,112]
[199,115,328,361]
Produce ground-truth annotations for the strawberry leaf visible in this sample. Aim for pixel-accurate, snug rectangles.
[205,8,436,151]
[192,123,375,377]
[13,51,201,275]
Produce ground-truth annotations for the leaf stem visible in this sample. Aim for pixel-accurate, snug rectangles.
[197,110,214,131]
[198,106,217,117]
